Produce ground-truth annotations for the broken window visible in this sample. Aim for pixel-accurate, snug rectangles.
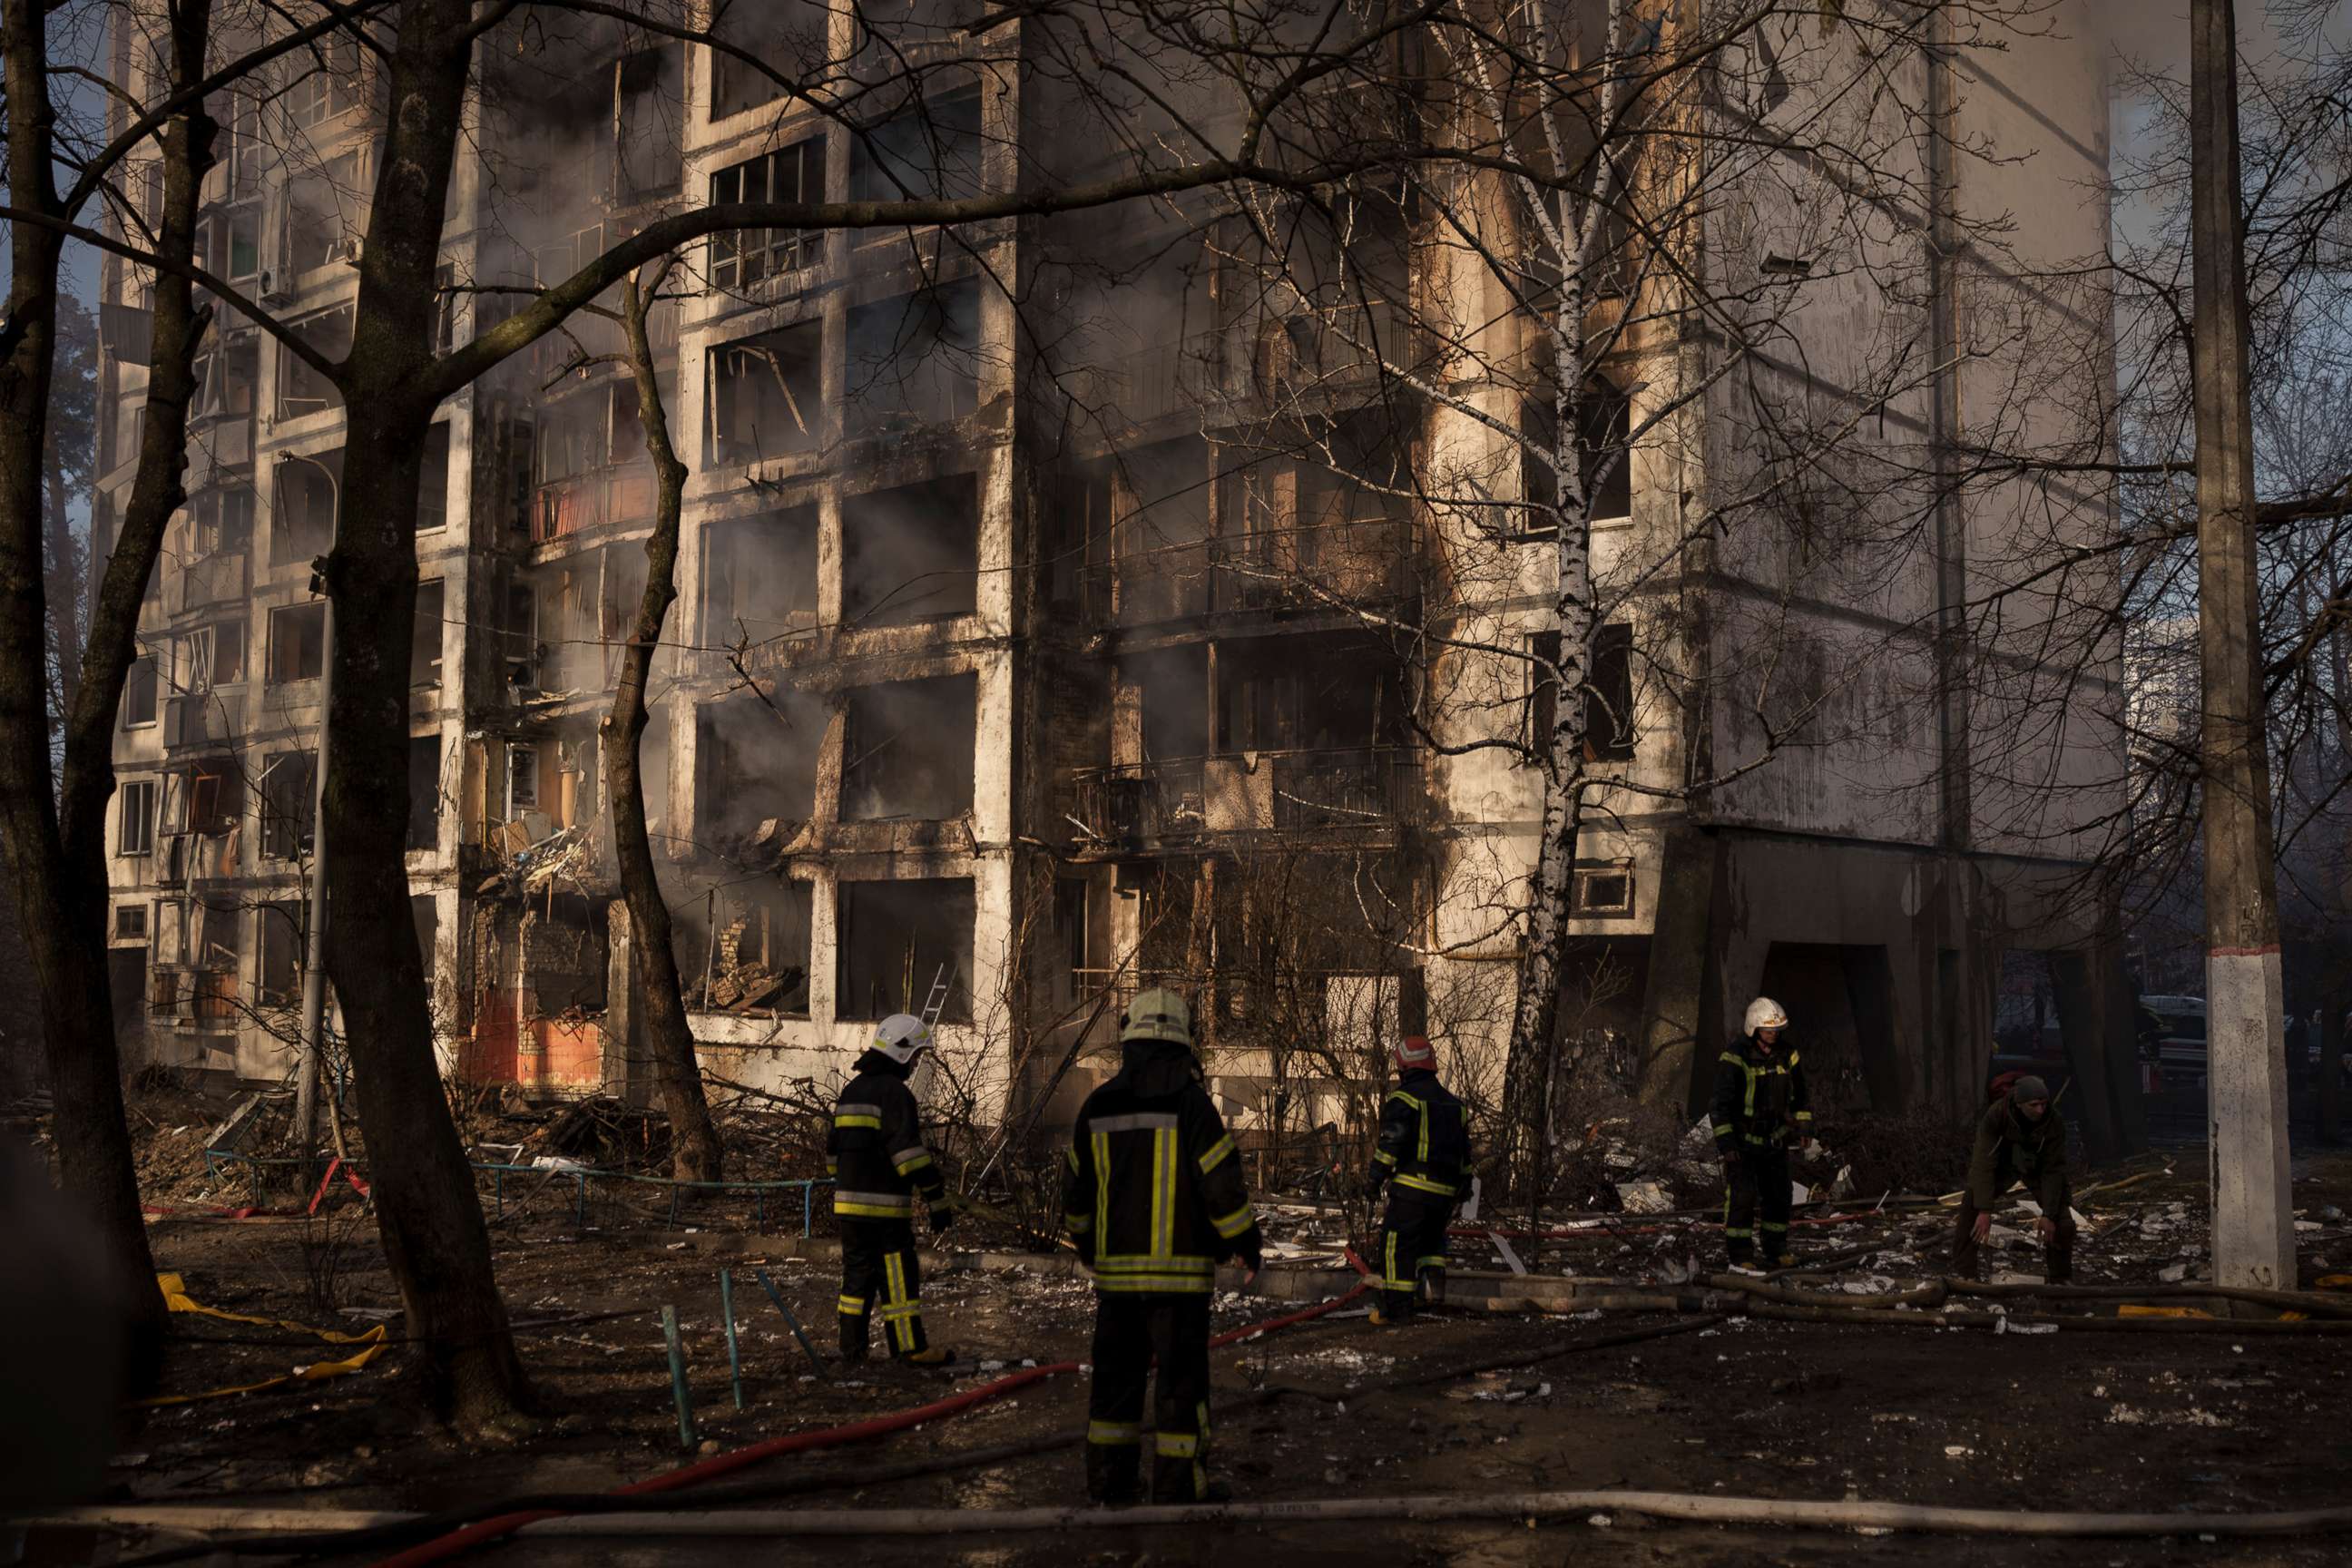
[701,507,818,649]
[174,621,243,691]
[837,877,974,1023]
[260,750,316,860]
[1521,380,1631,533]
[1525,623,1636,762]
[705,320,821,466]
[181,763,243,834]
[268,602,327,683]
[259,902,303,1007]
[122,657,159,729]
[695,688,824,842]
[842,475,978,625]
[194,336,259,419]
[277,307,351,419]
[841,674,976,820]
[615,45,684,201]
[710,139,824,288]
[503,583,539,691]
[200,205,262,286]
[191,899,240,1019]
[413,580,446,688]
[507,742,540,818]
[285,33,367,129]
[848,83,983,204]
[710,0,829,118]
[418,422,451,532]
[282,148,368,274]
[190,486,254,558]
[844,280,982,432]
[118,779,156,857]
[407,733,441,850]
[272,448,341,563]
[687,878,813,1015]
[1215,636,1407,754]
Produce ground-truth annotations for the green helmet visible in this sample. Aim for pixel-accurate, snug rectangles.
[1121,987,1193,1047]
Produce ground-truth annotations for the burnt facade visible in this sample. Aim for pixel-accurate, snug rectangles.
[95,3,2139,1152]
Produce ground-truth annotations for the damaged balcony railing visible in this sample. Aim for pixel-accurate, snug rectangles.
[1083,519,1416,625]
[533,463,659,544]
[167,551,248,616]
[1067,747,1424,844]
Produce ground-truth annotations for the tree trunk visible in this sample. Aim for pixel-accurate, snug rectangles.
[2188,0,2294,1291]
[0,0,220,1375]
[321,0,529,1427]
[602,269,723,1184]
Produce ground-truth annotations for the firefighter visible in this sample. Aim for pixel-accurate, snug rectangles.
[1710,995,1811,1274]
[827,1013,956,1367]
[1955,1073,2074,1282]
[1062,988,1262,1506]
[1367,1034,1470,1326]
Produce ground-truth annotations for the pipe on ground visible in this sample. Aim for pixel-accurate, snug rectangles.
[500,1490,2352,1539]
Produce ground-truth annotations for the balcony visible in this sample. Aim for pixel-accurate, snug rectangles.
[1083,521,1416,628]
[156,829,240,888]
[163,691,245,751]
[1067,747,1423,848]
[533,466,658,544]
[167,552,248,617]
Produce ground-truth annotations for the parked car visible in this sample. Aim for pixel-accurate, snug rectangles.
[2137,994,2207,1087]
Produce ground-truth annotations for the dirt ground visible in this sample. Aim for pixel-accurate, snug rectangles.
[21,1139,2349,1567]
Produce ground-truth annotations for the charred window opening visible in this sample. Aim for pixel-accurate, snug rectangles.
[272,448,340,564]
[277,308,350,419]
[845,280,982,433]
[172,620,244,691]
[1520,379,1630,533]
[842,475,977,625]
[848,83,983,204]
[165,760,244,838]
[260,750,316,860]
[418,422,451,532]
[615,45,684,202]
[259,901,302,1008]
[1137,646,1210,760]
[407,733,442,851]
[186,487,254,563]
[710,140,824,288]
[695,688,824,843]
[267,601,327,684]
[502,583,540,692]
[702,506,818,649]
[413,580,446,688]
[709,0,829,120]
[122,657,159,729]
[841,674,976,821]
[412,896,439,987]
[1215,637,1408,754]
[1526,622,1635,762]
[706,320,821,466]
[1099,437,1211,622]
[838,877,974,1022]
[522,896,607,1016]
[683,878,812,1015]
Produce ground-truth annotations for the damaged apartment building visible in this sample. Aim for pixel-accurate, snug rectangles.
[95,2,2146,1156]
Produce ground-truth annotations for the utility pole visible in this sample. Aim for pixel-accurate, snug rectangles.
[2188,0,2293,1290]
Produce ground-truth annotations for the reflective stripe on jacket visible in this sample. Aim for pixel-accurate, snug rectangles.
[1710,1034,1811,1152]
[827,1055,946,1220]
[1061,1043,1261,1294]
[1371,1068,1470,1197]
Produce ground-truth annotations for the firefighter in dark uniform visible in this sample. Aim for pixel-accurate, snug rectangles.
[1062,988,1262,1505]
[1955,1073,2074,1281]
[827,1013,956,1366]
[1368,1034,1470,1326]
[1710,995,1812,1274]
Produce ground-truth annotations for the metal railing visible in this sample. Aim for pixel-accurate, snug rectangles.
[532,464,658,543]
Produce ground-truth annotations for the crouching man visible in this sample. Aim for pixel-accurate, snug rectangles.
[1955,1073,2074,1282]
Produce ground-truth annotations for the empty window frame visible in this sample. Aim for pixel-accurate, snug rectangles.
[701,507,819,648]
[689,878,813,1015]
[282,150,368,274]
[709,0,829,119]
[843,280,981,432]
[413,580,446,688]
[837,877,974,1022]
[269,602,328,683]
[710,140,823,288]
[260,750,317,859]
[258,901,303,1007]
[285,34,367,129]
[417,422,452,532]
[114,902,151,942]
[705,321,821,466]
[407,732,441,850]
[1525,622,1635,763]
[276,308,352,419]
[840,674,976,821]
[506,743,540,818]
[694,688,824,841]
[615,45,684,201]
[122,657,160,729]
[272,450,341,564]
[841,475,978,624]
[118,779,157,856]
[847,84,982,204]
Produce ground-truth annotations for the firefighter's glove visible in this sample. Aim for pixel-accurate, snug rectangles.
[1235,1237,1264,1276]
[929,1205,957,1236]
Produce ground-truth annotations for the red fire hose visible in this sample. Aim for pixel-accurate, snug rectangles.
[370,1280,1372,1568]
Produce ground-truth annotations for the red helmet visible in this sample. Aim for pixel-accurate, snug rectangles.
[1393,1034,1436,1071]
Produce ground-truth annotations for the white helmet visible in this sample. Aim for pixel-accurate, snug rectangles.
[872,1013,935,1066]
[1744,996,1788,1034]
[1120,987,1194,1047]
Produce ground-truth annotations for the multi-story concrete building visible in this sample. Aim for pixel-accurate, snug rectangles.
[95,2,2141,1157]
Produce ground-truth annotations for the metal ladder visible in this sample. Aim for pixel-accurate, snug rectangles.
[919,962,956,1028]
